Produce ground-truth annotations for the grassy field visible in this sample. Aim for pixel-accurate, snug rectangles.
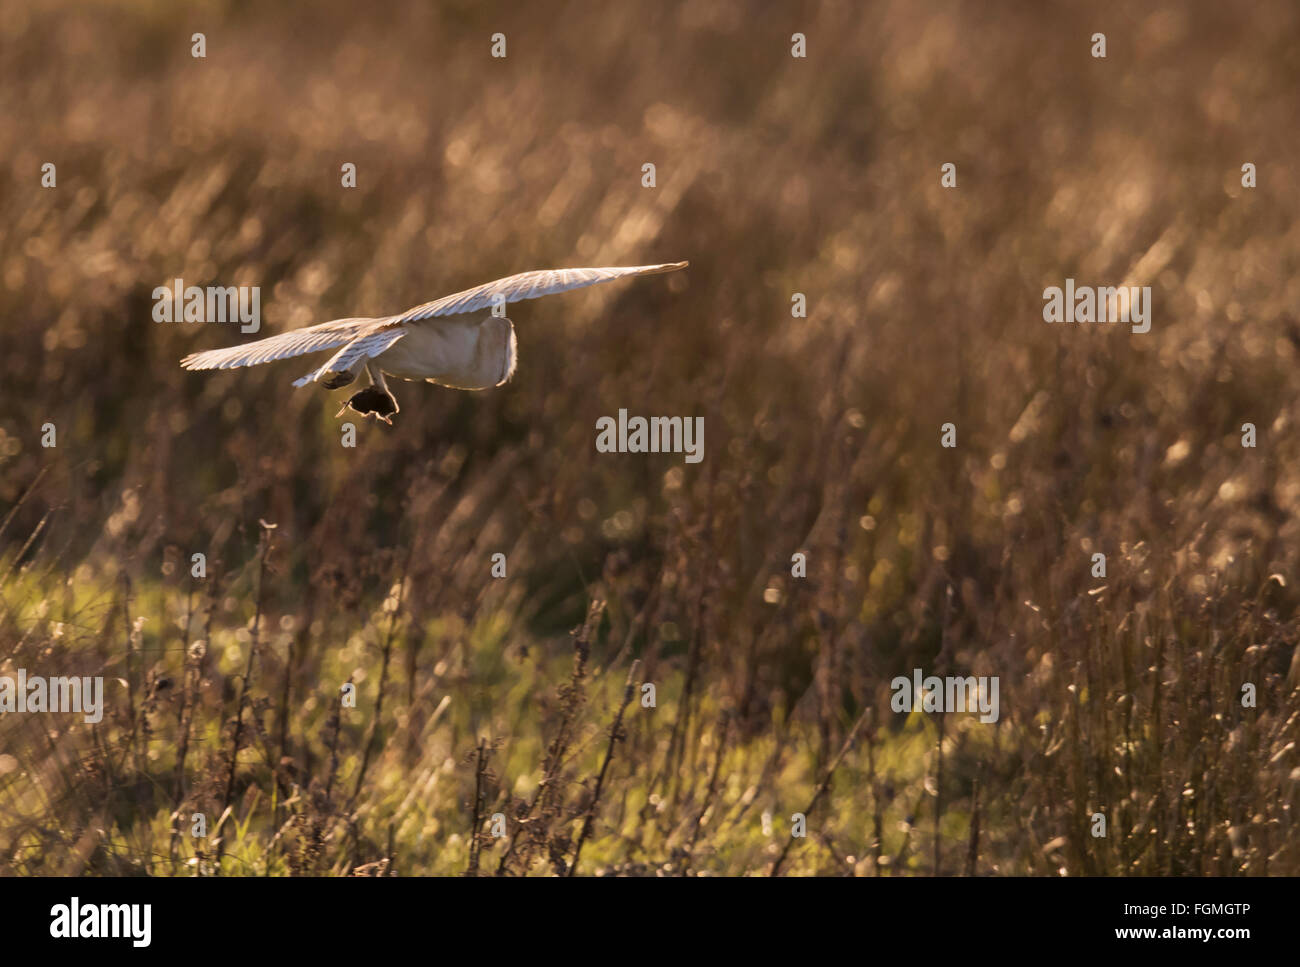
[1,0,1299,876]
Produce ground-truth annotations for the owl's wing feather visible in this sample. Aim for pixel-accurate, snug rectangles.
[179,317,379,371]
[393,261,688,324]
[180,261,688,378]
[292,324,408,387]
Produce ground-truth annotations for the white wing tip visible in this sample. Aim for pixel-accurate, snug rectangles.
[180,350,247,371]
[647,260,688,274]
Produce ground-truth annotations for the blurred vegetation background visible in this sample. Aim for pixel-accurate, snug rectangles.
[2,0,1299,875]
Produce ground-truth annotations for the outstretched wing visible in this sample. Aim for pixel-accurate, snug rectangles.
[179,317,379,371]
[180,261,688,375]
[392,261,688,324]
[292,324,408,387]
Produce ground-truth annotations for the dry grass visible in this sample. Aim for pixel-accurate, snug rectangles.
[1,0,1299,875]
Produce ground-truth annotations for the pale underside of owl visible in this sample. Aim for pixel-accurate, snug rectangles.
[179,261,688,423]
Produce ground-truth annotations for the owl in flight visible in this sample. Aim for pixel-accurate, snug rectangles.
[180,261,688,423]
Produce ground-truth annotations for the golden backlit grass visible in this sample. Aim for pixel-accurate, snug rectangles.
[1,0,1298,875]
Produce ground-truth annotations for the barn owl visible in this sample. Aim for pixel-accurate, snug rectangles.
[180,261,688,423]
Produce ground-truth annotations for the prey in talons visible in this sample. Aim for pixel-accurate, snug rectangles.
[335,364,400,425]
